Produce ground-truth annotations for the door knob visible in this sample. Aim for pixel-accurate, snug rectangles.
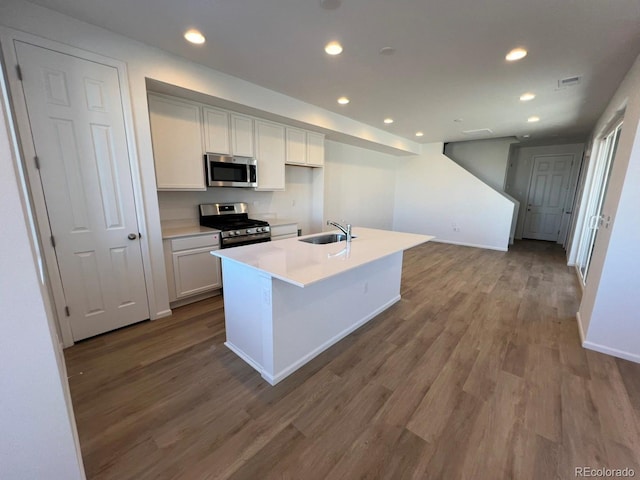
[128,233,137,240]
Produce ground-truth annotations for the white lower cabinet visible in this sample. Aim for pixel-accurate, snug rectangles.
[164,233,222,306]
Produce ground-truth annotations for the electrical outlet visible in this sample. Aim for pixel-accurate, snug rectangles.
[452,222,460,232]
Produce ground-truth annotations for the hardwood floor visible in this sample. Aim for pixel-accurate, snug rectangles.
[64,241,640,479]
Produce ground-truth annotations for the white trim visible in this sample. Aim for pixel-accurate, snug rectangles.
[577,311,640,364]
[576,311,586,343]
[224,341,265,374]
[264,295,401,385]
[582,340,640,364]
[155,309,172,319]
[430,238,508,252]
[574,265,585,292]
[0,28,156,345]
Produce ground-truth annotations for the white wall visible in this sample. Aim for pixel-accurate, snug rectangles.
[444,137,518,191]
[393,143,515,251]
[159,165,318,235]
[323,141,397,230]
[577,53,640,363]
[0,75,85,479]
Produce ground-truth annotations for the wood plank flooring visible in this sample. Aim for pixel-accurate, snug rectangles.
[64,241,640,479]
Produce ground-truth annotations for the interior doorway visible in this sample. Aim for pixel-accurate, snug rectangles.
[505,143,584,245]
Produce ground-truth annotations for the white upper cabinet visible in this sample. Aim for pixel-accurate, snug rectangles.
[285,127,307,166]
[203,106,230,154]
[285,128,324,167]
[230,113,254,157]
[148,93,205,190]
[306,131,325,167]
[255,120,286,191]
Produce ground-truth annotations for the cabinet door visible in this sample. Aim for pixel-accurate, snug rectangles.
[285,127,307,165]
[148,94,205,190]
[172,246,222,299]
[255,120,286,191]
[203,106,230,154]
[306,132,325,167]
[230,113,254,157]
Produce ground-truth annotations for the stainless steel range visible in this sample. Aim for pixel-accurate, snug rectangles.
[199,202,270,249]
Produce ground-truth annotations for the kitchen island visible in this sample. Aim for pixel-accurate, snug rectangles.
[213,227,433,385]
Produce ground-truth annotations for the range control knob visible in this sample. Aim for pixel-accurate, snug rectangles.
[256,227,263,233]
[235,230,241,235]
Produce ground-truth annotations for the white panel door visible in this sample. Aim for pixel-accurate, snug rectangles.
[16,41,149,340]
[523,154,574,241]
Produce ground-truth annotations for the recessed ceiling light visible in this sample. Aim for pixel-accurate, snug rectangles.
[506,48,527,61]
[520,92,536,101]
[324,41,343,55]
[379,47,396,56]
[523,134,531,138]
[527,116,540,123]
[415,131,424,137]
[184,29,205,44]
[337,97,349,105]
[383,118,394,124]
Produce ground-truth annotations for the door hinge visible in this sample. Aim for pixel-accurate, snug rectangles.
[65,306,70,317]
[34,155,40,170]
[16,64,22,81]
[50,235,56,248]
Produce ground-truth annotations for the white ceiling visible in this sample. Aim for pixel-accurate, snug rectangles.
[27,0,640,143]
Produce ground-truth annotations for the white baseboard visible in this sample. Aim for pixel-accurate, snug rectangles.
[576,312,640,364]
[430,238,508,252]
[582,340,640,364]
[262,295,402,386]
[225,341,265,374]
[153,309,172,320]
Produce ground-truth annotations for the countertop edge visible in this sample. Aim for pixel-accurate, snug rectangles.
[214,229,434,288]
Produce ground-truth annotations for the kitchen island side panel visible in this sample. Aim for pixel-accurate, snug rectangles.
[220,259,269,372]
[268,251,403,384]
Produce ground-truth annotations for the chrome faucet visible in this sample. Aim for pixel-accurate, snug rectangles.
[327,220,352,242]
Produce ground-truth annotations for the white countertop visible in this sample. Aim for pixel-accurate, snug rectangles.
[213,227,434,287]
[161,224,219,239]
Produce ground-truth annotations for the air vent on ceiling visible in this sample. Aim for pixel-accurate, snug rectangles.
[462,128,493,136]
[558,75,582,88]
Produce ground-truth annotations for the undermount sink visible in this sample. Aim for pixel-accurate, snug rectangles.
[298,233,356,244]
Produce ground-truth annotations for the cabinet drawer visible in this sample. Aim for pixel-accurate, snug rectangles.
[170,234,219,251]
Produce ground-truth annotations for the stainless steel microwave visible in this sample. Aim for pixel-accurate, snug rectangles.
[205,153,257,188]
